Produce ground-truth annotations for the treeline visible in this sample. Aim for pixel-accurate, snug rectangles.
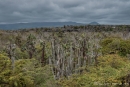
[2,25,130,33]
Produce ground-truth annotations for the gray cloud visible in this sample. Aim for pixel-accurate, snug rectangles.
[0,0,130,24]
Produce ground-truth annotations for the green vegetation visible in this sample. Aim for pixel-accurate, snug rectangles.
[58,54,130,87]
[0,54,56,87]
[101,37,130,56]
[0,25,130,87]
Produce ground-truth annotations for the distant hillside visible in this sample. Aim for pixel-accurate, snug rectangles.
[89,22,99,25]
[0,22,83,30]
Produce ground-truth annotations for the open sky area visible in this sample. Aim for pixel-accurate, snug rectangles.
[0,0,130,24]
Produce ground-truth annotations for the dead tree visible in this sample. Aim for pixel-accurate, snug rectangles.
[6,43,16,70]
[49,33,100,80]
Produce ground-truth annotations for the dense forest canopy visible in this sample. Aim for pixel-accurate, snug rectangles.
[0,25,130,87]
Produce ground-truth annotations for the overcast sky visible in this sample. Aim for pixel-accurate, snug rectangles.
[0,0,130,24]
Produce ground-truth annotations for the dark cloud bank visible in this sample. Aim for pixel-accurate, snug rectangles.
[0,0,130,24]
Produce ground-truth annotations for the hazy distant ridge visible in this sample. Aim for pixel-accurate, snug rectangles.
[89,22,99,25]
[0,22,83,30]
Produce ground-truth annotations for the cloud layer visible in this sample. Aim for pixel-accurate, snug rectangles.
[0,0,130,24]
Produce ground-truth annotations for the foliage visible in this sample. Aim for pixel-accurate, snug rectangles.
[0,53,11,87]
[0,53,34,87]
[0,53,56,87]
[15,48,29,59]
[58,54,130,87]
[97,54,127,69]
[100,38,130,56]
